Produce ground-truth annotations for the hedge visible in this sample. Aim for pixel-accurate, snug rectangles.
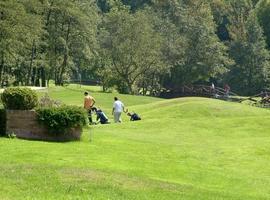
[36,105,88,133]
[1,87,38,110]
[0,107,6,136]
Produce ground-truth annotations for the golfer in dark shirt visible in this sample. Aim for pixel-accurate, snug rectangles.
[127,112,141,121]
[92,107,109,124]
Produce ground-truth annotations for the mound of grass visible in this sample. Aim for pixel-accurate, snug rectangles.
[38,85,161,115]
[1,86,270,199]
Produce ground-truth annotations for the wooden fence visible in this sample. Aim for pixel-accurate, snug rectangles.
[160,85,270,108]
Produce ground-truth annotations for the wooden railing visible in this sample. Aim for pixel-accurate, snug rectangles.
[160,85,270,108]
[180,85,238,98]
[161,85,238,99]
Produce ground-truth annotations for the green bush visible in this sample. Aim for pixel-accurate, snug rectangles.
[36,105,88,132]
[1,87,38,110]
[0,108,6,136]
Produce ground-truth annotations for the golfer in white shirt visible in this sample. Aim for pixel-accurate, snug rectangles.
[112,97,125,123]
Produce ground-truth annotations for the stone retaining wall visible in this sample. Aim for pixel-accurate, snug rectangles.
[6,110,82,142]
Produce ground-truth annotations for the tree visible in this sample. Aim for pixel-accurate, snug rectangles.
[256,0,270,49]
[168,1,231,88]
[227,0,253,42]
[97,0,151,12]
[100,4,164,94]
[121,0,151,11]
[227,11,270,95]
[210,0,230,41]
[43,0,99,85]
[0,0,43,87]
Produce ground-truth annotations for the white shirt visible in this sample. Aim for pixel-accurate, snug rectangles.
[113,100,124,113]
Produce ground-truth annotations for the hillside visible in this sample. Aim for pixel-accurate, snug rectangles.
[1,87,270,199]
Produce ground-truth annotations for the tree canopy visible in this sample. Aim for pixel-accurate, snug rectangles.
[1,0,270,96]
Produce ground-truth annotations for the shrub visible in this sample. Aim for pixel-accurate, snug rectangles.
[39,93,62,108]
[1,87,38,110]
[36,105,88,133]
[0,107,6,136]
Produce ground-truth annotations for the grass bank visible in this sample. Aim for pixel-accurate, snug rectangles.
[0,86,270,199]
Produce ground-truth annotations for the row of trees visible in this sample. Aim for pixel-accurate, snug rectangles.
[1,0,270,95]
[0,0,99,87]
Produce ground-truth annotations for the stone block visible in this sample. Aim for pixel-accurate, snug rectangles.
[6,110,82,142]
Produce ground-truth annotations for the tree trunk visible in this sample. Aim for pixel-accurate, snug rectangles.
[59,18,71,86]
[127,82,133,95]
[41,67,46,87]
[45,1,54,27]
[247,64,253,95]
[55,72,60,85]
[142,79,147,96]
[0,51,4,87]
[35,68,41,87]
[28,40,36,86]
[31,67,36,86]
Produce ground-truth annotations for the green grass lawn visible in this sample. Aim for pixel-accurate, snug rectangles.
[1,86,270,199]
[37,84,161,115]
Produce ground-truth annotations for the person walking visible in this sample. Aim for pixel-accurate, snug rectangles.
[224,84,230,97]
[112,97,125,123]
[210,82,216,96]
[84,91,96,124]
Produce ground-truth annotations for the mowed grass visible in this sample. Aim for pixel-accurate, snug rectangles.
[1,85,270,199]
[37,84,161,116]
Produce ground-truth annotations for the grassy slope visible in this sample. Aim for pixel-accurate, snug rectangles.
[1,86,270,199]
[41,85,160,114]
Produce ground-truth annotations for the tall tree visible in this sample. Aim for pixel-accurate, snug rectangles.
[210,0,230,41]
[100,4,164,94]
[0,0,43,86]
[43,0,99,85]
[256,0,270,49]
[227,10,270,95]
[167,1,231,88]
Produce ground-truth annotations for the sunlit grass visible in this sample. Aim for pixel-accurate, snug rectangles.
[1,86,270,199]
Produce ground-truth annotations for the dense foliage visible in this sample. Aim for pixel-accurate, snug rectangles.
[36,106,88,132]
[1,0,270,95]
[0,108,6,136]
[1,88,38,110]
